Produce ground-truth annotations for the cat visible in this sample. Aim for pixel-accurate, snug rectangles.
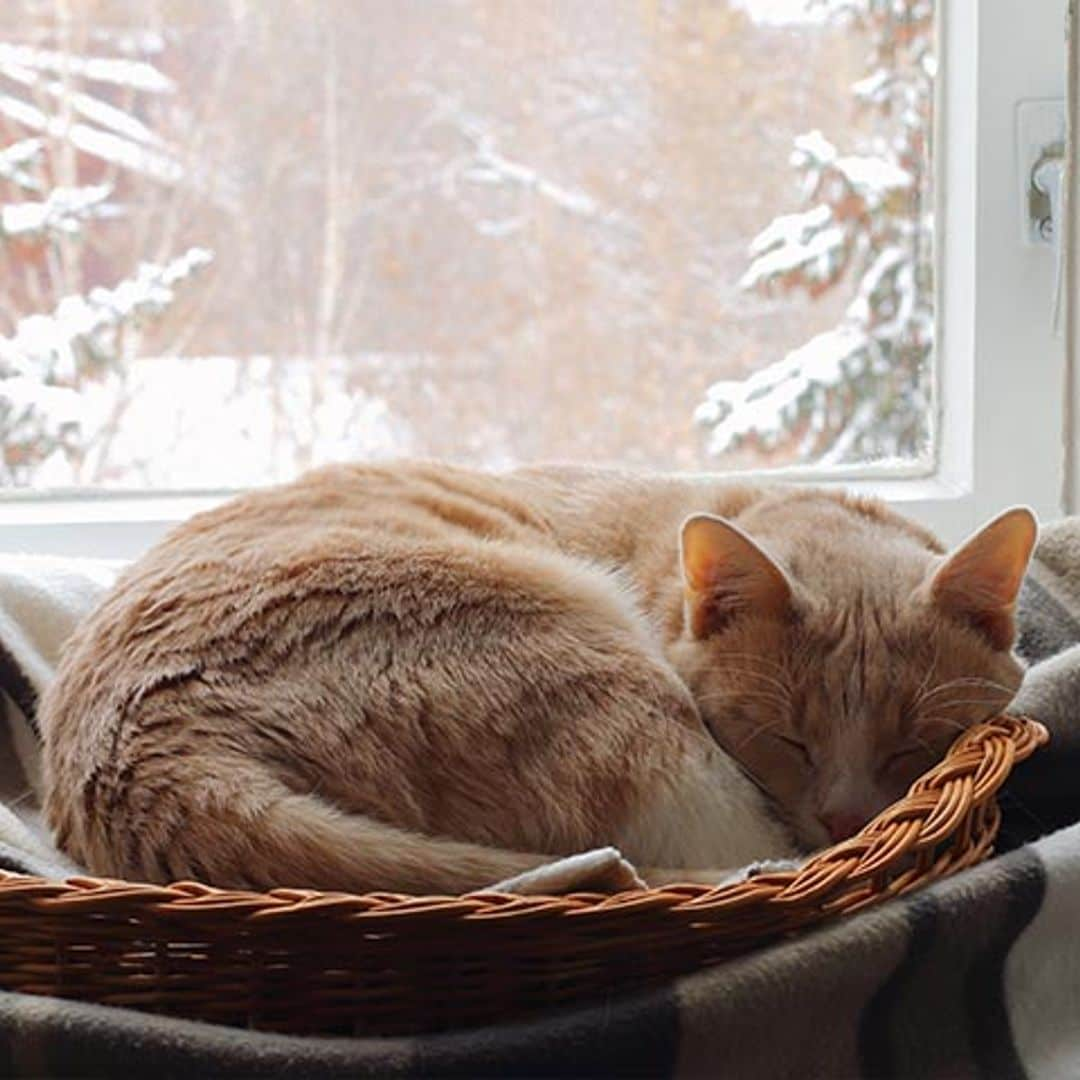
[40,461,1036,896]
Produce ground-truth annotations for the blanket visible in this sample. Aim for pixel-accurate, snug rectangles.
[0,528,1079,1078]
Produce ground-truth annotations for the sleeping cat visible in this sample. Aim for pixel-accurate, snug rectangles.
[40,462,1036,895]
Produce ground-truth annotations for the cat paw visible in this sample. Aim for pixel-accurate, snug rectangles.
[492,847,646,895]
[642,856,805,889]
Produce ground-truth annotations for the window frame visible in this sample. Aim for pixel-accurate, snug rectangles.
[0,0,1070,557]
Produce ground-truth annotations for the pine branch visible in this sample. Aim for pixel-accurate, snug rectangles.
[696,0,932,466]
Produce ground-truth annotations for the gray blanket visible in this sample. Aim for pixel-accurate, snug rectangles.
[1,527,1080,1078]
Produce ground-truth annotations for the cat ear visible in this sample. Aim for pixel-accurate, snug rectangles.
[928,507,1037,650]
[680,514,792,638]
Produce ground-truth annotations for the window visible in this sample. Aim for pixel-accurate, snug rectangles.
[0,0,1071,556]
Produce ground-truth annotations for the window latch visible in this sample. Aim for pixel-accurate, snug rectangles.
[1031,150,1065,335]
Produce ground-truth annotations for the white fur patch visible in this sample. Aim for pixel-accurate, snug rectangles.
[492,847,646,895]
[616,749,798,871]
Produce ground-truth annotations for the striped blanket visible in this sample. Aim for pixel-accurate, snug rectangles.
[1,526,1079,1078]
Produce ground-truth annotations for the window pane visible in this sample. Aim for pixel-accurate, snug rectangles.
[0,0,934,491]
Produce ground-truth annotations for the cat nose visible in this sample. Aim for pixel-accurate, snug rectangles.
[820,812,864,843]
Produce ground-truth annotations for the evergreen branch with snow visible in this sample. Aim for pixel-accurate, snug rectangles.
[0,182,114,240]
[696,0,933,466]
[0,249,212,484]
[0,19,214,486]
[1,247,213,383]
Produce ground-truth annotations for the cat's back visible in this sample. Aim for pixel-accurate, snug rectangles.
[43,460,556,726]
[41,460,567,764]
[42,461,698,880]
[159,459,555,561]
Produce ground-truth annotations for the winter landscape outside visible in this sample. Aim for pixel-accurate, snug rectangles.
[0,0,934,492]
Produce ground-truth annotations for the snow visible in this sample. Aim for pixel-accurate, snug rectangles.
[0,93,182,183]
[90,29,167,59]
[792,129,837,166]
[467,143,602,218]
[1,249,213,384]
[79,356,411,488]
[0,376,84,426]
[1,247,215,484]
[0,43,174,93]
[0,183,113,239]
[793,130,910,201]
[56,86,166,148]
[852,68,892,105]
[845,244,905,324]
[0,29,213,484]
[0,136,43,190]
[833,154,910,196]
[747,204,832,257]
[741,219,846,289]
[732,0,827,25]
[0,40,180,183]
[695,327,865,454]
[416,85,617,230]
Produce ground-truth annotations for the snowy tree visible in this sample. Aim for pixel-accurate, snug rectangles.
[0,23,210,485]
[695,0,934,466]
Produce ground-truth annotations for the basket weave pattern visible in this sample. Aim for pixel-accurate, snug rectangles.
[0,714,1047,1035]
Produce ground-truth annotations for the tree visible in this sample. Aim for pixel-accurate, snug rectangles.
[695,0,934,467]
[0,18,210,486]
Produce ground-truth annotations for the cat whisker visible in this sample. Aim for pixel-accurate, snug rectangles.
[945,676,1015,695]
[914,713,984,736]
[701,667,793,701]
[909,733,939,759]
[911,640,942,705]
[694,688,790,712]
[705,652,790,676]
[916,676,1016,708]
[732,718,789,754]
[917,695,1011,714]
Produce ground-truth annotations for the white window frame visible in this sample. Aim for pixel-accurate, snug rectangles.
[0,0,1070,558]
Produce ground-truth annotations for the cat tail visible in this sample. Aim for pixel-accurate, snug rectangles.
[142,773,645,896]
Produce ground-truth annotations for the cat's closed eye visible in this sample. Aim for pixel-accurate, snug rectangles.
[879,745,925,774]
[773,734,813,767]
[877,744,934,788]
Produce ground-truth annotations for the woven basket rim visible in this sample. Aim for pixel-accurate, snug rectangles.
[2,713,1048,913]
[0,712,1049,1036]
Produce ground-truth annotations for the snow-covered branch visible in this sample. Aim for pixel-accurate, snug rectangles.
[740,203,847,291]
[0,136,43,191]
[792,130,911,210]
[0,90,182,183]
[411,84,620,233]
[695,327,866,454]
[696,0,933,466]
[0,19,215,486]
[1,182,114,240]
[0,38,182,183]
[0,248,212,484]
[0,42,174,94]
[1,247,213,383]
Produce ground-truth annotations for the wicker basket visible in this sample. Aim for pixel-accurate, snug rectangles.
[0,713,1047,1036]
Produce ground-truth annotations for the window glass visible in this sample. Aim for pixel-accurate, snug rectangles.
[0,0,934,490]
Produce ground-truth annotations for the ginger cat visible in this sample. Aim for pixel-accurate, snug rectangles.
[41,462,1036,895]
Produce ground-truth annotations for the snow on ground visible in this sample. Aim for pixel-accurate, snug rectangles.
[78,355,413,489]
[732,0,826,26]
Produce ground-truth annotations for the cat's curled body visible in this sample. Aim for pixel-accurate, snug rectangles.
[42,462,1036,894]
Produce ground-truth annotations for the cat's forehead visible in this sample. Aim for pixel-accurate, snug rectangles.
[711,599,988,685]
[794,592,931,651]
[785,536,933,605]
[733,492,942,597]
